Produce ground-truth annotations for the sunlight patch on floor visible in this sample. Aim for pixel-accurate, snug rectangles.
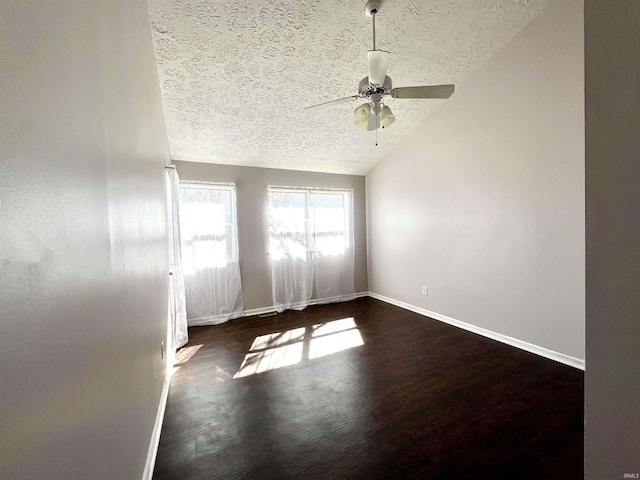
[233,342,303,379]
[312,317,357,336]
[175,344,202,365]
[250,327,306,351]
[233,317,364,379]
[309,328,364,359]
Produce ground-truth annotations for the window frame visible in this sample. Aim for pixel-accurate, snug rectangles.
[267,186,354,254]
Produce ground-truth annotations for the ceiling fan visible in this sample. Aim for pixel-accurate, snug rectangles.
[305,0,455,132]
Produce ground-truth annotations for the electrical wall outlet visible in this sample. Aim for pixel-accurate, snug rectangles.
[421,286,428,296]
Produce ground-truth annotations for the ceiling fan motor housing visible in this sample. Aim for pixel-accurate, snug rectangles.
[359,76,392,97]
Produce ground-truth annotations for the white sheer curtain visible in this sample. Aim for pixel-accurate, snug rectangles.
[167,168,188,349]
[312,190,356,304]
[269,190,314,312]
[179,182,244,326]
[268,187,355,313]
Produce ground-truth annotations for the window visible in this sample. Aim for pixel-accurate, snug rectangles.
[268,187,353,258]
[268,186,355,311]
[179,182,239,276]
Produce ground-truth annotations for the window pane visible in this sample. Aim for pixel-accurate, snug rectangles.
[269,191,308,259]
[312,192,347,255]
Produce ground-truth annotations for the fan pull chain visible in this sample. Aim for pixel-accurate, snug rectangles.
[375,113,379,146]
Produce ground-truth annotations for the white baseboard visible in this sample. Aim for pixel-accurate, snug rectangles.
[141,369,172,480]
[368,292,585,371]
[244,305,279,317]
[243,291,370,318]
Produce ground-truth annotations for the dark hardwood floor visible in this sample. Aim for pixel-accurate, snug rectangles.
[153,297,583,480]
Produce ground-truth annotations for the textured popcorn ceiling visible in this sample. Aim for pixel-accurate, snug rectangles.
[147,0,552,175]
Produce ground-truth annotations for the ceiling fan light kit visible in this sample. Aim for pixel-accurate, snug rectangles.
[380,105,395,128]
[355,119,369,130]
[353,103,371,122]
[305,0,455,139]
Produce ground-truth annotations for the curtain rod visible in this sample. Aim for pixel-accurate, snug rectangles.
[181,180,236,188]
[267,185,353,193]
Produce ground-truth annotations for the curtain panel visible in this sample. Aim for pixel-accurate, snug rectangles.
[268,187,355,313]
[179,182,244,326]
[167,168,189,349]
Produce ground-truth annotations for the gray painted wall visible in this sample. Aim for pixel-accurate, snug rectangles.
[585,1,640,476]
[0,1,170,479]
[366,0,585,361]
[174,162,368,311]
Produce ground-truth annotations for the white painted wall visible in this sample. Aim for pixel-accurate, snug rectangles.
[585,0,640,476]
[366,0,585,361]
[0,1,170,479]
[174,161,368,311]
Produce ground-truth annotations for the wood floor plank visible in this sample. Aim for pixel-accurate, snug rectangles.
[153,297,583,479]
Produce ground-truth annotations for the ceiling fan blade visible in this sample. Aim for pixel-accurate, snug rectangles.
[367,50,390,85]
[367,113,378,131]
[391,85,455,99]
[305,95,359,111]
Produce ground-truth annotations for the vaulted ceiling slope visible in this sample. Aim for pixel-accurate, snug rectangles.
[147,0,551,175]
